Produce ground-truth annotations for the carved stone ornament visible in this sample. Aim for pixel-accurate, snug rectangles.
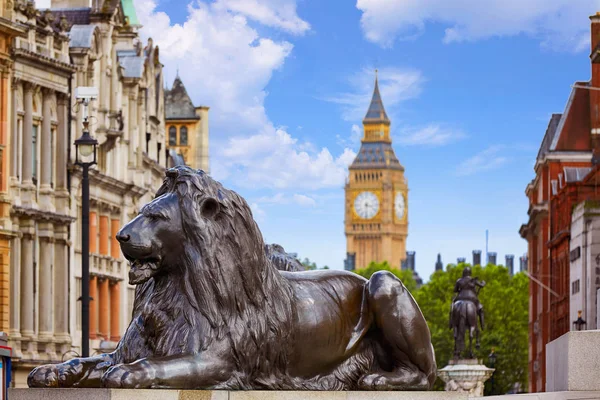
[27,166,437,391]
[40,9,55,27]
[58,14,70,33]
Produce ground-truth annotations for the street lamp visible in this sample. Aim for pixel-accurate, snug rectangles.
[74,87,98,358]
[488,347,497,394]
[573,310,587,331]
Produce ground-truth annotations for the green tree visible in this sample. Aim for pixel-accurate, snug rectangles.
[414,263,529,394]
[299,257,329,271]
[354,261,418,293]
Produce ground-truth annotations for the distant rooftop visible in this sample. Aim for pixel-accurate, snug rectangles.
[363,73,390,125]
[165,76,200,120]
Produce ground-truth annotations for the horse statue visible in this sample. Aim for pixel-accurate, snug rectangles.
[449,267,485,359]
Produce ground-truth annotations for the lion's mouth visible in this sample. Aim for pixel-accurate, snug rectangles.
[127,256,161,285]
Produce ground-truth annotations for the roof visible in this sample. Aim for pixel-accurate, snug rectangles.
[117,50,144,78]
[49,8,91,26]
[536,113,562,160]
[69,25,96,48]
[349,141,404,170]
[121,0,140,25]
[363,75,390,125]
[550,82,592,152]
[165,76,199,120]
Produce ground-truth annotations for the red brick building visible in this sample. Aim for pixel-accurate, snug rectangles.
[520,12,600,393]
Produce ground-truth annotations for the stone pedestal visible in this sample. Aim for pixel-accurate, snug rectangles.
[437,359,494,398]
[546,329,600,392]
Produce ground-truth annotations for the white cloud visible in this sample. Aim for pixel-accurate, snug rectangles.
[397,124,467,146]
[336,124,362,148]
[213,127,356,189]
[356,0,600,52]
[256,193,317,207]
[249,202,266,221]
[214,0,310,35]
[325,67,424,122]
[455,145,509,176]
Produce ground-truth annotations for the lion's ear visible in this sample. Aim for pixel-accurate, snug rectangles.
[200,197,220,219]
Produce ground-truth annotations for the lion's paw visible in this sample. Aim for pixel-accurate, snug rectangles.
[28,365,58,388]
[101,362,154,389]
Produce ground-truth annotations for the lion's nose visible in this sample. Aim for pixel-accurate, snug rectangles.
[116,233,130,243]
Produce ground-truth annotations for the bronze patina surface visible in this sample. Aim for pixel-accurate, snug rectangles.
[449,267,485,359]
[28,166,436,391]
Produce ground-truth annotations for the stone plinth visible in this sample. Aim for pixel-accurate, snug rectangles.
[546,330,600,392]
[9,389,469,400]
[437,359,494,397]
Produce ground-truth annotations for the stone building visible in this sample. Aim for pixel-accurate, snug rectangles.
[344,73,408,270]
[0,0,25,334]
[519,12,600,392]
[8,0,78,382]
[164,75,209,171]
[6,0,168,386]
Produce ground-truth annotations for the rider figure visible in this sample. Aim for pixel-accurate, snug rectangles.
[451,267,486,330]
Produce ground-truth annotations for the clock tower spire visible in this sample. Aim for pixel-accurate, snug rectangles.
[344,72,408,270]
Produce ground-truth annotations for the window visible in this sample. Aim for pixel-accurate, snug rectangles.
[572,279,581,295]
[169,126,177,146]
[180,126,188,146]
[32,125,38,184]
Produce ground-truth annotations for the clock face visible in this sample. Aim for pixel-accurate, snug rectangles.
[395,192,406,220]
[354,191,380,220]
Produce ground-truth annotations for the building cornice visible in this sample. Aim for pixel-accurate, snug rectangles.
[11,206,75,224]
[70,166,148,198]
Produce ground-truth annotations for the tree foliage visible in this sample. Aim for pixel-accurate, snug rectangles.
[413,263,529,394]
[354,261,418,294]
[300,257,329,271]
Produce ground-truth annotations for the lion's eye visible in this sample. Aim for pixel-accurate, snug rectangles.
[200,198,220,219]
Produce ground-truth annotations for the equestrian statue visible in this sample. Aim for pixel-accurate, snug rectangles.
[449,267,485,359]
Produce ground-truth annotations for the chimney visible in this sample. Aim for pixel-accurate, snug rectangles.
[520,254,529,272]
[457,257,466,264]
[506,254,515,276]
[344,252,356,271]
[435,253,443,271]
[488,252,497,265]
[472,250,482,266]
[407,251,416,271]
[590,12,600,164]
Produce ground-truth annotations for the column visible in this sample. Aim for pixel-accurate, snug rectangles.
[21,82,34,184]
[128,90,137,166]
[38,230,53,340]
[9,224,20,338]
[98,278,109,340]
[137,91,143,168]
[40,88,52,189]
[99,215,108,256]
[109,281,120,341]
[89,276,97,339]
[110,218,120,259]
[56,94,68,190]
[53,224,69,341]
[20,227,34,337]
[10,78,18,181]
[89,211,97,254]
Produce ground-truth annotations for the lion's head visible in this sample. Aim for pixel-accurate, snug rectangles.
[117,166,294,351]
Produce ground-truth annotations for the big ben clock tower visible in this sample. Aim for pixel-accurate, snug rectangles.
[344,72,408,270]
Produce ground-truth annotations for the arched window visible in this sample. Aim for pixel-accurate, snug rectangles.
[169,126,177,146]
[180,126,188,146]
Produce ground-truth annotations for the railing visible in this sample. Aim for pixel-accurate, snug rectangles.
[14,37,70,63]
[90,253,123,278]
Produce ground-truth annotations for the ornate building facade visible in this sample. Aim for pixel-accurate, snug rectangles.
[344,74,408,270]
[7,0,168,386]
[0,0,25,335]
[164,75,209,171]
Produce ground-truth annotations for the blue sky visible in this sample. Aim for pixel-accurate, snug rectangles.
[127,0,598,280]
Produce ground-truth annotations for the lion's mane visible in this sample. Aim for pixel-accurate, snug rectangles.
[121,166,298,388]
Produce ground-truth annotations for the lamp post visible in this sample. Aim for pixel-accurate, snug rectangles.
[74,91,98,358]
[573,310,587,331]
[488,347,497,394]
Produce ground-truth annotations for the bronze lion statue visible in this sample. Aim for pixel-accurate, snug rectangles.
[28,166,436,390]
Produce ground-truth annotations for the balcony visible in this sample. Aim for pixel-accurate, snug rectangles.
[90,253,123,279]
